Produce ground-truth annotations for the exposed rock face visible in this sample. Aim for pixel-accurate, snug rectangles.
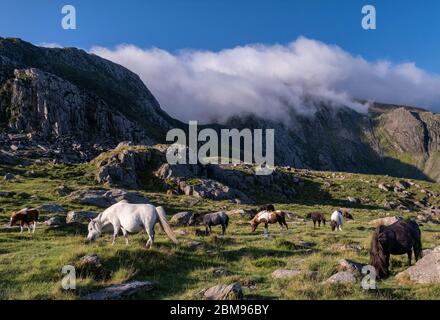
[170,212,193,226]
[84,281,154,300]
[225,105,440,182]
[0,37,179,162]
[271,269,302,279]
[37,203,66,213]
[66,211,98,223]
[75,254,110,281]
[1,38,439,183]
[203,282,243,300]
[324,271,357,284]
[69,188,149,208]
[395,247,440,284]
[93,144,164,188]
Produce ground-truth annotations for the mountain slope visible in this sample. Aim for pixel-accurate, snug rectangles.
[0,37,181,146]
[0,38,438,181]
[225,104,440,182]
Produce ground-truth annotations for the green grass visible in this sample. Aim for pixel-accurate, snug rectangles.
[1,163,440,300]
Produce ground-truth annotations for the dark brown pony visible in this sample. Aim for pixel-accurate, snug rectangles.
[250,210,288,234]
[306,212,326,228]
[343,211,354,220]
[369,219,422,279]
[10,208,40,233]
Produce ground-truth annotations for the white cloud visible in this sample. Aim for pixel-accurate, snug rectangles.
[91,37,440,123]
[38,42,63,48]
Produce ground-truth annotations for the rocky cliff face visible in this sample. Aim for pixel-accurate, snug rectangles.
[225,104,440,182]
[0,38,439,182]
[0,37,180,161]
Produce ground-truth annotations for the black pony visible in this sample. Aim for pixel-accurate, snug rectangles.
[369,219,422,279]
[189,212,229,235]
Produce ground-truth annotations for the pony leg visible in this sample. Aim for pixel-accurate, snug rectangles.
[32,222,37,234]
[112,225,120,245]
[407,251,412,267]
[221,224,226,235]
[28,224,31,233]
[264,224,269,236]
[145,227,155,249]
[338,225,343,231]
[20,223,23,233]
[121,228,129,245]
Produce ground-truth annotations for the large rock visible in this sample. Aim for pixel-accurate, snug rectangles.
[369,216,402,227]
[324,272,357,284]
[75,254,110,281]
[37,203,66,213]
[66,211,98,223]
[203,282,243,300]
[272,269,302,279]
[395,247,440,284]
[0,38,178,161]
[69,188,149,208]
[93,145,164,188]
[338,259,365,274]
[3,173,16,181]
[180,179,253,204]
[83,281,154,300]
[170,212,193,226]
[44,216,66,227]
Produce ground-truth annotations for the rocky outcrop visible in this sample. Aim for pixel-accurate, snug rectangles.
[92,143,164,188]
[0,37,180,163]
[395,246,440,284]
[170,212,193,226]
[83,281,154,300]
[324,271,357,284]
[202,282,243,300]
[69,188,149,208]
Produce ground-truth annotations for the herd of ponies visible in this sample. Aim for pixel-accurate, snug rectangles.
[8,200,423,279]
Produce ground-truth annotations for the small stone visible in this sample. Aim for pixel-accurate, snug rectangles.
[324,272,357,284]
[203,282,243,300]
[271,269,302,279]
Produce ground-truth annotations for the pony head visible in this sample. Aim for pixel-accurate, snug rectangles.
[330,220,337,231]
[10,213,17,227]
[188,213,201,226]
[86,219,102,242]
[250,219,258,232]
[369,226,389,279]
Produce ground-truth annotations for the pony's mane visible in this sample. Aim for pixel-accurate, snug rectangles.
[370,226,387,277]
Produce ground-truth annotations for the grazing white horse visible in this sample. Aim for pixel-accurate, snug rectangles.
[330,210,344,231]
[86,200,178,248]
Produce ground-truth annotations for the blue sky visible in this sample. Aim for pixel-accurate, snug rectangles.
[1,0,440,72]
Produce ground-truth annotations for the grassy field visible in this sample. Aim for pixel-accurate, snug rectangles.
[1,162,440,300]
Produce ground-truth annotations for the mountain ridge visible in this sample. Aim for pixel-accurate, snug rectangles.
[0,37,439,181]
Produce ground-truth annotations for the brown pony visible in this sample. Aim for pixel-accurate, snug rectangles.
[369,219,422,279]
[10,208,40,233]
[306,212,326,228]
[343,211,354,220]
[250,210,288,235]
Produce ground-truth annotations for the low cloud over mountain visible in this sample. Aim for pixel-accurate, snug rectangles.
[93,37,440,123]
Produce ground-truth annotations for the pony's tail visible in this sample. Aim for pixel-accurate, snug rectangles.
[156,206,178,244]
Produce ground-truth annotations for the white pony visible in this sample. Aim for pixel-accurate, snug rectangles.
[330,210,344,231]
[86,200,178,248]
